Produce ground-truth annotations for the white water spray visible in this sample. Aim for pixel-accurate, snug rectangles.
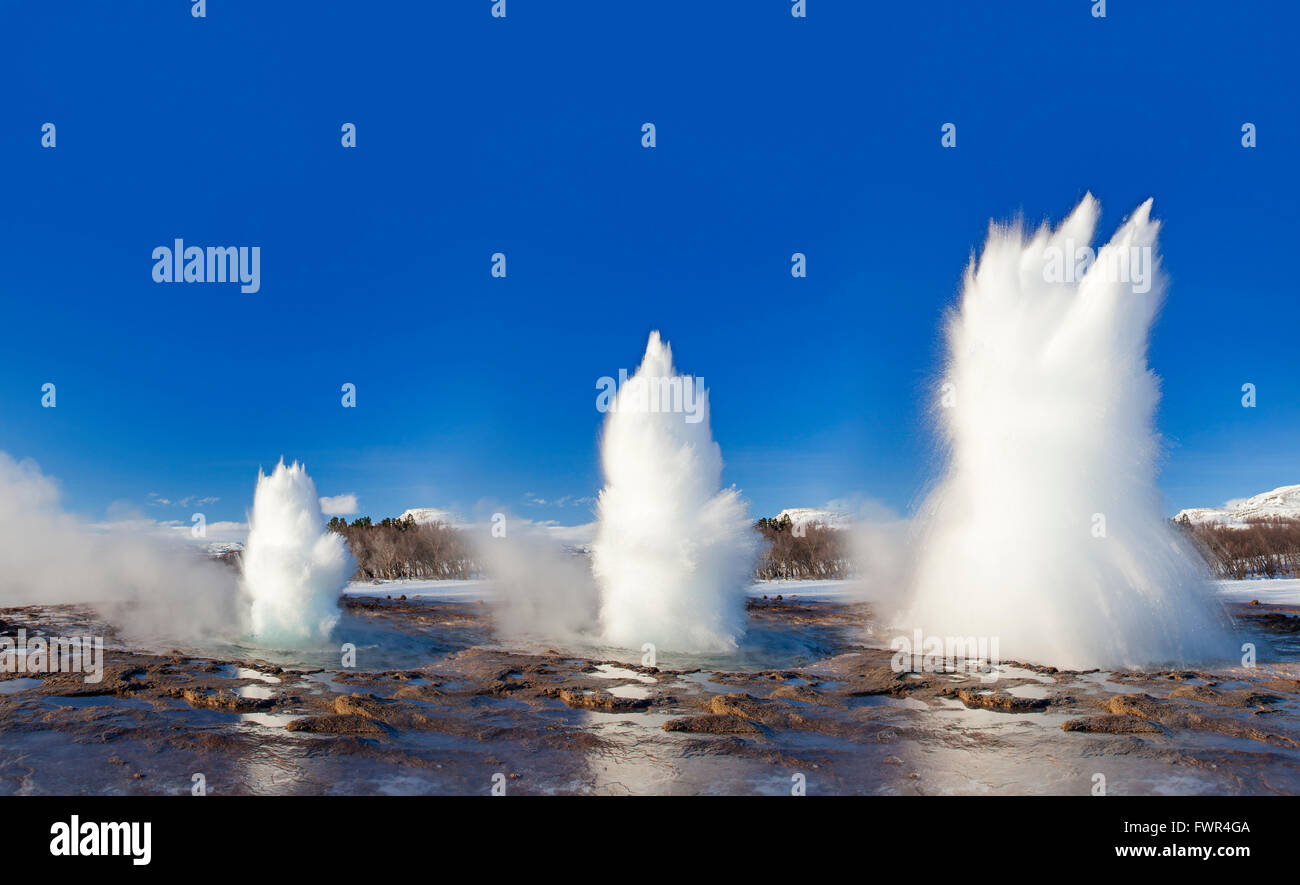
[592,332,758,653]
[903,195,1230,670]
[241,460,354,646]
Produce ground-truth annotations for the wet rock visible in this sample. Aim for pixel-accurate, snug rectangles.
[1167,685,1280,709]
[844,668,917,698]
[663,714,762,734]
[770,684,834,706]
[1257,677,1300,695]
[1245,611,1300,632]
[945,688,1049,713]
[1105,693,1299,747]
[286,714,389,735]
[708,693,809,728]
[393,683,446,701]
[331,693,441,729]
[546,687,651,712]
[331,693,393,718]
[1062,714,1163,735]
[179,689,274,713]
[481,678,531,697]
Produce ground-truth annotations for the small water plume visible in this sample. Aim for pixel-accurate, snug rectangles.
[241,460,353,646]
[592,331,758,653]
[902,195,1231,670]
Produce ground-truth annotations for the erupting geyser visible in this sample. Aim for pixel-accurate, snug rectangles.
[904,195,1230,670]
[241,460,354,646]
[592,332,757,653]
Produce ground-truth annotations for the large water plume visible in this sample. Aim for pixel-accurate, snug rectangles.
[903,195,1231,670]
[240,460,354,646]
[592,332,757,653]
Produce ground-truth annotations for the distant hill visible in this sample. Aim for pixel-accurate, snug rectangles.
[398,507,466,527]
[1175,484,1300,527]
[773,508,852,530]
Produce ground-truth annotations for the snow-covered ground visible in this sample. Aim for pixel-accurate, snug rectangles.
[345,577,862,603]
[344,578,493,600]
[1216,578,1300,605]
[747,578,859,601]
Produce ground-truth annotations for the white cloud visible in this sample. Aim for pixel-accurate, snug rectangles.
[88,516,250,549]
[146,491,219,509]
[318,493,358,516]
[525,492,595,508]
[463,515,596,547]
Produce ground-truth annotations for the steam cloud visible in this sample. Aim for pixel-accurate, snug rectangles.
[473,520,600,642]
[0,451,241,642]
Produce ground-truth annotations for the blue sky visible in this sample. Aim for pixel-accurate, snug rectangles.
[0,1,1295,532]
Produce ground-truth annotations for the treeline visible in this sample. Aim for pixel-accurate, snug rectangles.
[753,514,853,580]
[329,513,855,583]
[220,512,857,584]
[328,515,480,581]
[1176,516,1300,580]
[226,511,1300,586]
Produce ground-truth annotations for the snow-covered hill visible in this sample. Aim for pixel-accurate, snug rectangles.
[399,508,466,527]
[772,508,852,530]
[1175,484,1300,527]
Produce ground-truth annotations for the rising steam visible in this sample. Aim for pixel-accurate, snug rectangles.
[241,460,353,646]
[0,451,240,641]
[902,195,1231,670]
[474,520,600,643]
[592,332,757,653]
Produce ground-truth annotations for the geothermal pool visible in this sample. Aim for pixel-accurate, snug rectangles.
[1,580,1298,796]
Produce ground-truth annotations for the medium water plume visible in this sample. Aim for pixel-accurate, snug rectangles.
[592,331,757,653]
[903,195,1231,670]
[241,460,353,646]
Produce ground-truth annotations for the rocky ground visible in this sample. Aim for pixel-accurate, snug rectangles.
[1,596,1298,795]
